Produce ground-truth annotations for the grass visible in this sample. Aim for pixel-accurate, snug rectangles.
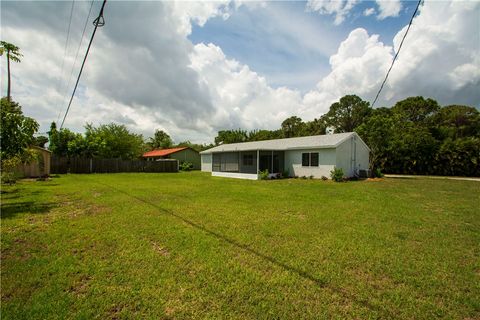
[1,172,479,319]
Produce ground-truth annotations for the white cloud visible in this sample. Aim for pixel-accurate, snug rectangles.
[305,0,480,108]
[1,0,478,144]
[168,1,233,36]
[306,0,358,25]
[190,43,304,130]
[363,7,375,17]
[376,0,402,20]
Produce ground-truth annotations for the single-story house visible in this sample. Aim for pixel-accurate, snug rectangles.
[143,147,201,170]
[200,132,370,180]
[15,146,52,178]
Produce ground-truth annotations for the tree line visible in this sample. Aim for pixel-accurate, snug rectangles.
[212,95,480,177]
[46,122,214,160]
[1,41,478,177]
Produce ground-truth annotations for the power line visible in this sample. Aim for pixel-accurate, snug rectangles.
[371,0,423,108]
[57,0,95,124]
[56,0,75,108]
[60,0,107,130]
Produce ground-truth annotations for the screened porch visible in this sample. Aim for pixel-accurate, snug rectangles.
[212,150,284,178]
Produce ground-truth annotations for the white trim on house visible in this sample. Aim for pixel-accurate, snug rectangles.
[212,172,259,180]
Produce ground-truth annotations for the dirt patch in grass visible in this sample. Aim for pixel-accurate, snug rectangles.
[67,274,92,297]
[152,241,170,256]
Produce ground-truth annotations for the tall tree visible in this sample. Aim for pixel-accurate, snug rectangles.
[355,113,395,172]
[147,130,173,150]
[281,116,305,138]
[325,95,371,132]
[84,123,144,159]
[214,129,248,145]
[0,41,23,100]
[391,96,440,124]
[48,122,80,157]
[429,105,480,140]
[0,97,38,159]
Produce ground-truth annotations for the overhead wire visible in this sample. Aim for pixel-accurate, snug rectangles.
[60,0,107,130]
[371,0,423,108]
[56,0,76,116]
[56,0,96,124]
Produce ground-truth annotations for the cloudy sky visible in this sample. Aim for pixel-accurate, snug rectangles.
[1,0,479,143]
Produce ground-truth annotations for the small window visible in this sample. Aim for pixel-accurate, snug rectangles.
[311,153,319,166]
[243,154,254,166]
[302,153,310,166]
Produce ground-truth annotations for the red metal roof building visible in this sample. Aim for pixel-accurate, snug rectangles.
[142,147,188,158]
[142,147,201,170]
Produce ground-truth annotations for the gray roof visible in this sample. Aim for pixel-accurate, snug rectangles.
[201,132,365,154]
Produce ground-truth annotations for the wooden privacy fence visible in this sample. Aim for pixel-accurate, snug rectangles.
[51,157,178,174]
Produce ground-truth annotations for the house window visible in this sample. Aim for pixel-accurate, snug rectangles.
[302,152,319,167]
[243,154,254,166]
[302,153,310,166]
[311,153,319,166]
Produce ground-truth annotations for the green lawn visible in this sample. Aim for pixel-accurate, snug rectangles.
[1,172,479,319]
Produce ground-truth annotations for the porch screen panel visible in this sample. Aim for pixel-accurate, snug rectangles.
[221,152,239,172]
[212,153,221,172]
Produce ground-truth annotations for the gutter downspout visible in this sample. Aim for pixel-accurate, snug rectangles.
[256,150,259,179]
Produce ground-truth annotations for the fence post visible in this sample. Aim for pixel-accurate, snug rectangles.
[90,158,93,173]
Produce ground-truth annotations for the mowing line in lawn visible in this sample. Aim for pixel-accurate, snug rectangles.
[93,179,383,316]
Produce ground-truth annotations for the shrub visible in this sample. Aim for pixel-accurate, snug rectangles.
[321,176,328,181]
[180,161,193,171]
[374,168,384,178]
[330,167,345,182]
[258,169,269,180]
[282,170,290,179]
[309,175,314,179]
[1,156,21,185]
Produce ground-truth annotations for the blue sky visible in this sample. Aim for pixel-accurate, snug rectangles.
[2,1,478,142]
[189,1,420,93]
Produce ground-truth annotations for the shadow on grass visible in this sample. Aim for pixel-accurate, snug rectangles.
[1,201,57,219]
[96,180,383,316]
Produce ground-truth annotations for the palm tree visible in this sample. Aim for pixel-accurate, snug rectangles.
[0,41,23,100]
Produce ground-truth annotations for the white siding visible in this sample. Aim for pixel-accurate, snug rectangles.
[284,148,336,178]
[335,135,370,177]
[201,154,212,172]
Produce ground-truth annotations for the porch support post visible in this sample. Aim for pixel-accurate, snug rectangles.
[271,150,273,173]
[256,150,259,174]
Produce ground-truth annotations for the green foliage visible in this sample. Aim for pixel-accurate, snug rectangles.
[175,140,214,152]
[324,95,371,133]
[1,41,22,99]
[392,96,440,124]
[330,167,345,182]
[84,123,144,159]
[374,168,384,178]
[248,129,282,141]
[215,129,248,145]
[147,129,172,150]
[48,122,82,157]
[281,116,305,138]
[258,169,269,180]
[0,98,39,159]
[49,122,145,160]
[429,105,480,140]
[1,156,21,184]
[282,169,290,178]
[0,41,22,63]
[179,161,193,171]
[32,136,49,148]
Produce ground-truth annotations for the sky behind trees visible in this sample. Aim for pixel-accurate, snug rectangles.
[1,0,479,143]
